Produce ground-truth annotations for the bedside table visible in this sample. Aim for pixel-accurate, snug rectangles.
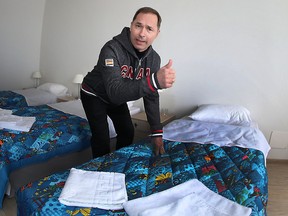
[57,95,76,102]
[131,111,175,142]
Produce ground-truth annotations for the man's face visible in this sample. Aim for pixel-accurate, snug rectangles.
[130,12,160,52]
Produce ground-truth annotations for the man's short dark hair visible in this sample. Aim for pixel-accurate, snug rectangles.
[132,7,162,29]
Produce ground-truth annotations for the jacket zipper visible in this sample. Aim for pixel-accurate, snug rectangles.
[135,58,142,74]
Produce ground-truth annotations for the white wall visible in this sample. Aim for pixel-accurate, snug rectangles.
[0,0,45,89]
[1,0,288,159]
[40,0,155,96]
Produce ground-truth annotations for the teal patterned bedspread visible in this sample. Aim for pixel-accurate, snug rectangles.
[0,91,28,109]
[16,139,268,216]
[0,105,91,208]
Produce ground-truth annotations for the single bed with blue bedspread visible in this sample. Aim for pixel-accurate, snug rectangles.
[16,137,268,215]
[16,104,270,216]
[0,104,91,208]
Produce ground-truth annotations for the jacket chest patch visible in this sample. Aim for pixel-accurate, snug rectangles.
[105,59,114,67]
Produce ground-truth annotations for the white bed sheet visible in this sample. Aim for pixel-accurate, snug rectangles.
[13,88,58,106]
[48,100,141,139]
[163,117,270,159]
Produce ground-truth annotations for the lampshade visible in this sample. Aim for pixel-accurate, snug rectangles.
[73,74,84,84]
[32,71,42,79]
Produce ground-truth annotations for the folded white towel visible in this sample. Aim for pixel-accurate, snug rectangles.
[59,168,128,210]
[0,115,35,132]
[0,108,13,129]
[123,179,252,216]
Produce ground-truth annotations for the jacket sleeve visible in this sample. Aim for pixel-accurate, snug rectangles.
[143,87,163,137]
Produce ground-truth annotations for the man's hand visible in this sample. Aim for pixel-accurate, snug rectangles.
[156,59,176,89]
[152,136,165,156]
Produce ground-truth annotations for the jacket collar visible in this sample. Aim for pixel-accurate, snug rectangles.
[114,27,153,59]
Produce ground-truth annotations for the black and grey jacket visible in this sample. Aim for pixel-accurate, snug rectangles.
[82,27,163,136]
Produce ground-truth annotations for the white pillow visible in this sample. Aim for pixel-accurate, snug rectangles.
[189,104,252,126]
[37,83,68,96]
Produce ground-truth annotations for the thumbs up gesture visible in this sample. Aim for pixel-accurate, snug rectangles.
[156,59,176,89]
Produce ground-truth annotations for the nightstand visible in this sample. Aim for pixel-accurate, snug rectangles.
[57,95,76,102]
[131,111,175,142]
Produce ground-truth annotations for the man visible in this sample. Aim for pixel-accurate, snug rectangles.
[81,7,176,158]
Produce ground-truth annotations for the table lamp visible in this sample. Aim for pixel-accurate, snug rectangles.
[32,71,42,87]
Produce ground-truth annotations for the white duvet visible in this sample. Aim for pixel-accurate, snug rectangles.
[163,117,270,159]
[13,88,58,106]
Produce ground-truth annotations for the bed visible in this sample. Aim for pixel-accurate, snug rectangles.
[0,83,68,109]
[0,99,91,208]
[0,99,140,209]
[16,104,270,216]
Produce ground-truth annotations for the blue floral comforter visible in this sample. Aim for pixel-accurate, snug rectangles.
[0,105,91,208]
[0,91,28,109]
[16,139,268,215]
